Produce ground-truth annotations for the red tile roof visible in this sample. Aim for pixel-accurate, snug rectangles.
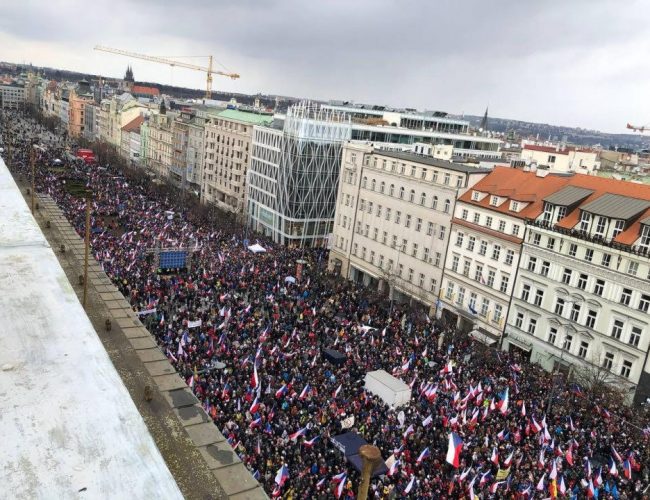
[462,166,650,247]
[122,115,144,133]
[523,144,572,155]
[131,85,160,96]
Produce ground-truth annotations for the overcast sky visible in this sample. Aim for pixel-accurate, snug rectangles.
[1,0,649,132]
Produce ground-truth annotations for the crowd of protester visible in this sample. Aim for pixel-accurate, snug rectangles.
[2,110,649,499]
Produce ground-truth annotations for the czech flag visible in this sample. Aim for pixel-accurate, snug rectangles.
[445,432,463,468]
[623,459,632,479]
[251,363,259,389]
[274,464,289,487]
[299,383,311,400]
[249,396,260,414]
[332,472,347,483]
[275,384,288,398]
[249,417,262,428]
[388,459,400,476]
[289,426,308,441]
[491,447,499,465]
[403,475,416,494]
[503,450,514,468]
[303,435,320,447]
[608,457,618,477]
[334,474,347,498]
[332,384,342,398]
[416,447,431,464]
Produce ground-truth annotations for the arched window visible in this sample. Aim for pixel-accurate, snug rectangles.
[444,199,451,213]
[399,187,405,199]
[409,189,415,202]
[389,184,395,196]
[432,196,438,210]
[420,192,426,205]
[371,179,376,191]
[380,181,385,194]
[362,176,367,189]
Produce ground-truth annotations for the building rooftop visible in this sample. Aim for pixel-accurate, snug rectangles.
[216,108,274,125]
[376,149,494,174]
[543,185,594,207]
[580,192,650,220]
[131,85,160,96]
[0,158,182,498]
[122,114,145,133]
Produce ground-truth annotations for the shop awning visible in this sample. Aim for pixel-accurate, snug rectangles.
[469,329,498,346]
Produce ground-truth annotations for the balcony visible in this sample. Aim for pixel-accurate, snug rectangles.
[526,218,650,258]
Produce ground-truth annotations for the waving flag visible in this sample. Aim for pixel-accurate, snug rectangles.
[275,384,288,398]
[332,472,347,483]
[521,402,526,417]
[422,414,433,427]
[303,435,320,447]
[549,458,558,480]
[594,467,603,487]
[403,424,415,438]
[536,473,546,491]
[249,417,262,428]
[559,476,566,495]
[416,447,431,464]
[249,396,260,414]
[608,457,618,477]
[404,475,416,494]
[388,459,401,476]
[332,384,342,398]
[503,450,514,468]
[622,459,632,479]
[498,387,509,414]
[299,384,311,400]
[445,433,463,468]
[440,360,453,374]
[611,446,622,463]
[490,481,504,494]
[275,464,289,486]
[251,364,259,389]
[334,474,346,498]
[565,445,574,466]
[531,417,543,433]
[289,426,308,441]
[491,447,499,465]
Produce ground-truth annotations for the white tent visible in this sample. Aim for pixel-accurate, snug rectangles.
[248,243,267,253]
[364,370,411,408]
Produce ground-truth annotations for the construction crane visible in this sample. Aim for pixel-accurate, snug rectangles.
[626,123,650,133]
[94,45,240,99]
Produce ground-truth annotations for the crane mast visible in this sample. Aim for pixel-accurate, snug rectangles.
[94,45,240,99]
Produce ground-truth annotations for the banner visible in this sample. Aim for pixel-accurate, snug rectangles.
[187,319,202,328]
[137,308,157,316]
[496,467,511,480]
[341,415,355,429]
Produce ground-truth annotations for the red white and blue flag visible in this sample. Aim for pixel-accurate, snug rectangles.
[299,384,311,400]
[275,384,288,398]
[251,364,259,389]
[303,435,320,447]
[275,464,289,487]
[445,432,463,468]
[289,426,308,441]
[404,475,416,494]
[249,396,260,414]
[416,447,431,464]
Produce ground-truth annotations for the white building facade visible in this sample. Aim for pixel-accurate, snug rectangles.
[329,144,490,311]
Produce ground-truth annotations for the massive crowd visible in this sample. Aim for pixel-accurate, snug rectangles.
[2,110,649,499]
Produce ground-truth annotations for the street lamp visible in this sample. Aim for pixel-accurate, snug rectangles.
[389,243,406,314]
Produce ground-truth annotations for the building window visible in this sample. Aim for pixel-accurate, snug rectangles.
[485,216,493,228]
[392,235,398,248]
[492,245,501,261]
[534,290,544,307]
[399,187,404,199]
[421,169,427,180]
[564,334,573,351]
[541,261,550,276]
[432,171,439,182]
[480,298,490,317]
[377,205,382,218]
[412,243,418,257]
[586,310,597,329]
[640,225,650,249]
[457,287,465,306]
[479,240,487,256]
[611,319,624,340]
[370,179,376,191]
[430,278,437,292]
[432,196,438,210]
[405,214,411,228]
[434,252,441,267]
[395,211,401,224]
[451,255,460,273]
[621,360,632,379]
[444,199,451,213]
[542,203,552,223]
[601,253,611,267]
[594,279,605,296]
[455,232,464,247]
[420,192,426,205]
[362,176,367,188]
[627,261,639,276]
[463,259,471,276]
[568,244,577,257]
[577,273,588,290]
[467,236,476,252]
[439,226,446,240]
[490,196,499,206]
[533,233,541,246]
[578,341,589,359]
[512,224,520,236]
[527,256,537,272]
[505,249,514,266]
[498,220,506,232]
[555,298,565,316]
[595,216,607,236]
[548,327,557,345]
[368,202,373,214]
[445,282,454,299]
[603,352,614,370]
[584,249,594,262]
[474,264,484,282]
[472,191,481,201]
[373,228,378,240]
[418,273,425,288]
[416,218,422,232]
[630,326,642,348]
[527,318,537,335]
[639,294,650,313]
[469,292,477,312]
[487,270,496,288]
[499,275,509,293]
[382,231,388,244]
[389,184,395,196]
[561,268,572,285]
[444,173,451,185]
[379,181,385,193]
[511,201,520,212]
[620,288,632,306]
[515,312,524,329]
[569,303,581,322]
[579,211,590,232]
[408,268,414,282]
[461,209,469,220]
[473,213,480,224]
[426,222,434,236]
[423,247,430,262]
[546,237,556,250]
[613,219,625,237]
[494,304,503,323]
[521,284,531,302]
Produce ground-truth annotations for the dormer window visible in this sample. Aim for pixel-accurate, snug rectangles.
[612,219,625,238]
[595,216,607,236]
[640,225,650,250]
[579,211,591,232]
[511,201,521,212]
[490,196,500,207]
[472,191,481,201]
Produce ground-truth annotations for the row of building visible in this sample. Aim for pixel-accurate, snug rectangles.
[9,68,649,403]
[329,146,650,404]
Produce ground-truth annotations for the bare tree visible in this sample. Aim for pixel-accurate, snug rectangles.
[572,348,631,406]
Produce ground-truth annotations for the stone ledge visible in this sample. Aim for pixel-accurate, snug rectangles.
[185,422,225,447]
[198,441,241,470]
[229,486,269,500]
[123,327,151,340]
[136,347,168,363]
[129,336,158,350]
[116,317,141,329]
[154,373,187,392]
[213,463,264,498]
[145,359,177,376]
[173,405,211,427]
[161,388,199,409]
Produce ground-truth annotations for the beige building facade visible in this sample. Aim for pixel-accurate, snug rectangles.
[329,143,490,311]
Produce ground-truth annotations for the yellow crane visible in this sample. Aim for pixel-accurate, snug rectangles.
[94,45,240,99]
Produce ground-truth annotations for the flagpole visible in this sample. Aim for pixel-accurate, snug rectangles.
[357,444,382,500]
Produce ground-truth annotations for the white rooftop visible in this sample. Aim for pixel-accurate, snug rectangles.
[0,157,182,499]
